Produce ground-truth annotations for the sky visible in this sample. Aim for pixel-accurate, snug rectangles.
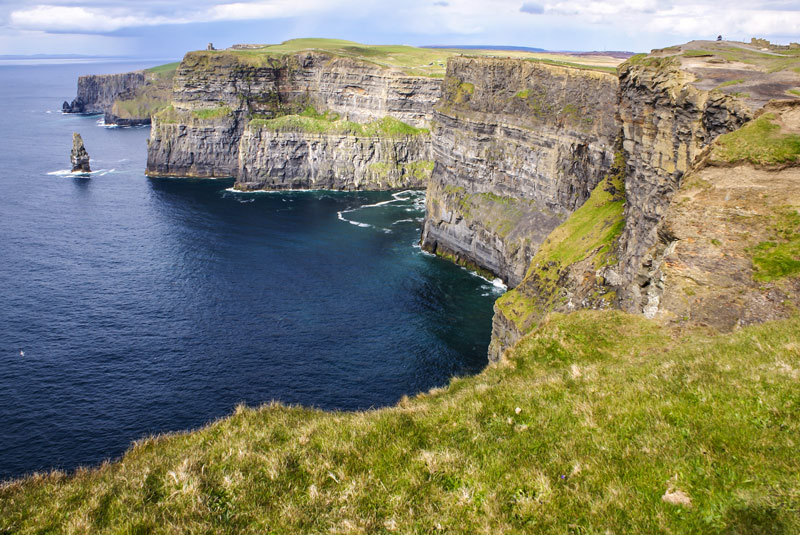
[1,0,800,59]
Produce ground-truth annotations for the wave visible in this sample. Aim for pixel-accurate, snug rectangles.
[47,168,115,177]
[336,190,425,230]
[337,211,373,228]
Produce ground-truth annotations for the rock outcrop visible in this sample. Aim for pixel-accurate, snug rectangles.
[630,100,800,330]
[70,133,90,172]
[145,50,441,189]
[420,57,619,286]
[608,56,752,316]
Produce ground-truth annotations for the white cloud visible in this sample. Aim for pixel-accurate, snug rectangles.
[8,1,339,34]
[4,0,800,49]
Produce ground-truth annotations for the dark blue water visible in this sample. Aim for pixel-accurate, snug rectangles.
[0,62,503,481]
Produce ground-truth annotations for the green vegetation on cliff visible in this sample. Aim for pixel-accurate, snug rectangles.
[495,152,626,334]
[249,108,429,138]
[109,63,177,121]
[192,105,233,120]
[146,62,181,74]
[713,112,800,166]
[2,310,798,534]
[751,209,800,281]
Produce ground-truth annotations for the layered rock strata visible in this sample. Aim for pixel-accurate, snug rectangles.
[489,46,800,360]
[608,56,752,315]
[236,127,432,191]
[420,57,619,286]
[63,72,147,115]
[145,51,441,185]
[63,69,175,126]
[632,101,800,330]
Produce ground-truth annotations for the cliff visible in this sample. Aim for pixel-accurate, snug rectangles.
[420,57,619,286]
[63,71,147,114]
[635,100,800,330]
[145,49,440,189]
[489,41,800,359]
[63,64,177,126]
[236,117,432,191]
[14,40,800,533]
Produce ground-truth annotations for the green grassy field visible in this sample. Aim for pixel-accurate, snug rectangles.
[1,310,798,534]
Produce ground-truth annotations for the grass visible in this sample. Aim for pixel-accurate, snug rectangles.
[788,89,800,97]
[682,49,715,58]
[623,54,680,70]
[715,79,745,89]
[109,63,176,120]
[714,45,800,73]
[111,94,170,120]
[750,209,800,281]
[523,57,618,74]
[191,106,232,120]
[713,113,800,166]
[249,108,428,138]
[145,62,180,74]
[1,310,799,533]
[495,151,626,333]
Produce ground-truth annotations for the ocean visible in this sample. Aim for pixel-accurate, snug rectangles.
[0,61,502,480]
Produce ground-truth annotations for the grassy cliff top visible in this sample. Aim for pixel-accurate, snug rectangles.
[2,310,798,533]
[198,38,624,77]
[626,39,800,109]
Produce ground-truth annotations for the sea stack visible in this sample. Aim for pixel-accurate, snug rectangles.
[70,132,91,172]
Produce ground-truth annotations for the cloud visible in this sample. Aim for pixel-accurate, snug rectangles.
[520,2,544,14]
[8,0,336,34]
[5,0,800,54]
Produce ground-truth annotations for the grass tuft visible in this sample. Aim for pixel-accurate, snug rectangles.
[750,209,800,281]
[191,105,232,120]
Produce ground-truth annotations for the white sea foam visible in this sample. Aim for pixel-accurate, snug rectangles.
[47,168,114,177]
[337,211,373,228]
[336,189,425,230]
[224,187,327,194]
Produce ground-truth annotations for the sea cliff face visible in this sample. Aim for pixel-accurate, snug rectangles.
[236,126,432,191]
[608,57,752,316]
[67,41,800,364]
[63,68,176,126]
[420,57,619,286]
[63,71,147,114]
[488,45,800,361]
[145,50,440,187]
